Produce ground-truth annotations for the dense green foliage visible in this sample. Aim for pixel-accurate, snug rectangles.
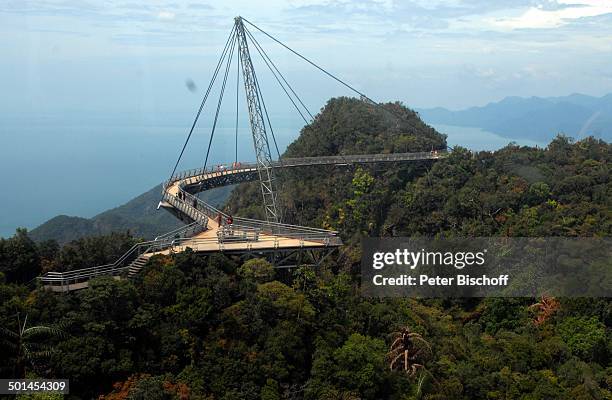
[0,228,41,282]
[1,251,610,399]
[0,230,140,278]
[0,98,610,399]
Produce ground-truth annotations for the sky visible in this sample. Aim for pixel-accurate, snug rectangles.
[1,0,612,112]
[0,0,611,236]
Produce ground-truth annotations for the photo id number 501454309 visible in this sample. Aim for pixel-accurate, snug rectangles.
[0,379,69,394]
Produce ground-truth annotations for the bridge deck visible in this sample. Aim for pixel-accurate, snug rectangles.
[39,150,445,291]
[151,216,340,256]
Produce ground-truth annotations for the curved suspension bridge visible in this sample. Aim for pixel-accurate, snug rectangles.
[39,17,448,292]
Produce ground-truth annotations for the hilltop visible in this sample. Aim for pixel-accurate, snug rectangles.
[227,97,446,229]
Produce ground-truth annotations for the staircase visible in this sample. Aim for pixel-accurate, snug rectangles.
[160,190,210,227]
[39,221,206,291]
[127,253,153,277]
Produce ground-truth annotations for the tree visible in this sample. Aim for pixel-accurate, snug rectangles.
[0,313,64,378]
[56,232,138,272]
[310,333,388,400]
[238,259,275,283]
[557,316,607,361]
[0,228,40,283]
[387,326,431,377]
[346,168,376,231]
[529,295,560,326]
[260,378,281,400]
[126,375,176,400]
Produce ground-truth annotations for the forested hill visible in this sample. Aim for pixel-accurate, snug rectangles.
[226,97,447,226]
[227,97,611,250]
[283,97,446,157]
[28,184,179,244]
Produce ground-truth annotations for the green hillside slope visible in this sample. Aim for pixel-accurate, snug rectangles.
[30,184,232,244]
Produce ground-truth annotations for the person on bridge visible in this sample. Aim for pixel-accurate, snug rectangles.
[226,215,233,225]
[216,213,223,226]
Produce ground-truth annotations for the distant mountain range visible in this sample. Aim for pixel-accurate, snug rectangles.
[30,185,232,244]
[417,93,612,142]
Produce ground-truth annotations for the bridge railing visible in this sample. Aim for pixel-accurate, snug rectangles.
[167,150,448,183]
[39,222,204,288]
[230,217,337,236]
[39,240,166,287]
[162,150,448,238]
[162,191,209,228]
[171,185,338,239]
[41,151,446,290]
[39,241,157,286]
[215,222,338,243]
[163,181,335,237]
[39,226,341,290]
[180,188,224,221]
[154,221,205,241]
[276,151,447,167]
[168,163,258,184]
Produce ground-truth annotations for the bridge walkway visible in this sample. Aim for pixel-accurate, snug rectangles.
[39,150,446,291]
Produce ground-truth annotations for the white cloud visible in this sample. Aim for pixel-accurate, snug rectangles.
[490,0,612,30]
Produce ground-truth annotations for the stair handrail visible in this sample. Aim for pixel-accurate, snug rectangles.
[39,221,206,285]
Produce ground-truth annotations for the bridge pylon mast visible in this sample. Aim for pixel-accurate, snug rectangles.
[235,16,279,224]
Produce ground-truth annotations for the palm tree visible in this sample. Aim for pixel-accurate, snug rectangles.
[387,326,431,377]
[529,294,560,325]
[0,313,65,378]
